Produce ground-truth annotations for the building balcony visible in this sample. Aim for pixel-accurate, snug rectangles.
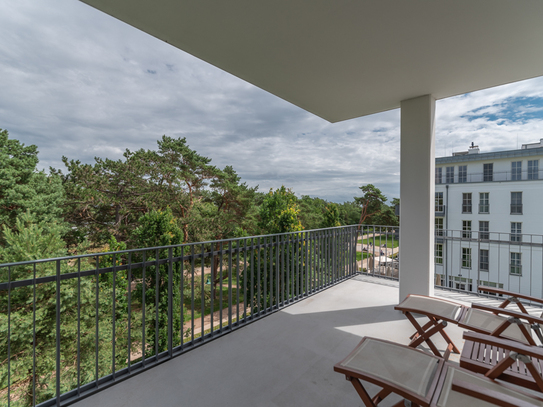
[3,225,543,407]
[435,169,543,184]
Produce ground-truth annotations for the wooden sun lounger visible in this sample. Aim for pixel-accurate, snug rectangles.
[395,293,543,357]
[460,331,543,393]
[334,336,543,407]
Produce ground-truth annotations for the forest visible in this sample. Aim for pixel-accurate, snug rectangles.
[0,127,398,264]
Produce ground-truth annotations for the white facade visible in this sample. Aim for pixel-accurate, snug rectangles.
[434,141,543,297]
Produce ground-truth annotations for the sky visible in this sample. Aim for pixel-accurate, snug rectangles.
[1,0,543,203]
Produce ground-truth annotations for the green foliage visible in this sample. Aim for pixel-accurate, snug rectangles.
[297,195,327,230]
[322,203,341,228]
[132,208,184,353]
[259,186,303,234]
[0,129,66,244]
[338,201,361,226]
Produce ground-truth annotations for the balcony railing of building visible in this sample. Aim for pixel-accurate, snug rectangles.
[0,226,358,407]
[435,169,543,184]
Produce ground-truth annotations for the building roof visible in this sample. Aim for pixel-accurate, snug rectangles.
[80,0,543,123]
[436,146,543,164]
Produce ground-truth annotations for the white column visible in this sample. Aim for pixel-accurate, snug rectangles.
[399,94,436,301]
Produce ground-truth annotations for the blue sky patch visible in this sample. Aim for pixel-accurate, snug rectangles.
[462,96,543,124]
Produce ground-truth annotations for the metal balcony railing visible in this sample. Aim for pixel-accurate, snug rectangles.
[435,169,543,184]
[0,226,358,407]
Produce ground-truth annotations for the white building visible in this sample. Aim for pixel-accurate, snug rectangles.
[435,140,543,297]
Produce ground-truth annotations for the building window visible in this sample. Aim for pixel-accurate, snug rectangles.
[510,252,522,275]
[511,161,522,181]
[511,192,523,214]
[435,167,442,184]
[479,221,489,240]
[435,192,444,212]
[479,192,489,213]
[483,163,493,182]
[435,244,443,264]
[462,221,471,239]
[462,248,472,269]
[446,166,454,183]
[479,249,489,271]
[448,276,473,291]
[462,193,472,213]
[510,222,522,242]
[458,165,467,183]
[435,217,444,237]
[528,159,539,180]
[478,280,504,296]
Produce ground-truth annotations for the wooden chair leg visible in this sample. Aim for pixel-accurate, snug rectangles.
[406,312,447,357]
[349,377,377,407]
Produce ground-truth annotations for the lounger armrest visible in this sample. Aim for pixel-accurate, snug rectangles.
[463,331,543,359]
[472,303,543,325]
[451,379,541,407]
[477,285,543,305]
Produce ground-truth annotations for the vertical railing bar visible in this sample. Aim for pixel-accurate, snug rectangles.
[56,259,61,406]
[305,232,309,296]
[251,238,255,320]
[127,253,132,372]
[243,239,248,322]
[168,247,173,357]
[77,258,81,395]
[180,247,184,348]
[33,263,37,405]
[236,240,240,325]
[295,233,299,300]
[228,241,233,328]
[210,244,214,336]
[112,253,116,379]
[95,256,99,386]
[191,245,195,343]
[142,251,146,366]
[7,266,11,407]
[290,234,294,302]
[155,249,159,358]
[219,243,224,331]
[257,237,261,316]
[263,236,268,313]
[277,235,281,308]
[280,235,289,306]
[201,244,205,340]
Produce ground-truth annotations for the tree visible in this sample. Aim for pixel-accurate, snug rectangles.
[322,203,341,228]
[132,208,184,353]
[297,195,327,230]
[258,186,303,234]
[0,129,66,243]
[354,184,388,226]
[61,151,152,246]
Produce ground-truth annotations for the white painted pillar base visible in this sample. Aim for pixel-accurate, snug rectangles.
[399,95,436,302]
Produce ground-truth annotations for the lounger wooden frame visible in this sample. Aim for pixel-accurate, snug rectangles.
[334,337,543,407]
[461,331,543,393]
[395,294,543,357]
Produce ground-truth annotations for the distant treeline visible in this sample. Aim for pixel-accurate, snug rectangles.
[0,127,398,263]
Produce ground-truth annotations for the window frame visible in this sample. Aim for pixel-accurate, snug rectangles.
[511,191,523,214]
[479,192,489,214]
[483,163,493,182]
[511,161,522,181]
[461,247,472,269]
[458,165,467,183]
[435,167,443,184]
[479,249,489,271]
[435,243,443,265]
[435,192,444,212]
[510,252,522,275]
[528,159,539,180]
[479,221,489,241]
[462,220,472,239]
[435,217,444,237]
[510,222,522,243]
[462,193,472,213]
[446,166,454,183]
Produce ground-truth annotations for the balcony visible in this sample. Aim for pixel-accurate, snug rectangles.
[435,169,543,184]
[4,224,543,406]
[61,275,543,407]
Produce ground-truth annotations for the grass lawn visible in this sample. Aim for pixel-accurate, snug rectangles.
[359,235,399,248]
[356,252,371,261]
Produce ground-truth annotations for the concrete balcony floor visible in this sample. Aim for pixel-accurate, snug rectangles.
[72,275,536,407]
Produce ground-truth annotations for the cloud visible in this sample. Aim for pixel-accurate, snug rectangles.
[1,0,543,205]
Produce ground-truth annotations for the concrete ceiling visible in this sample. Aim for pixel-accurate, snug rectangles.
[80,0,543,123]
